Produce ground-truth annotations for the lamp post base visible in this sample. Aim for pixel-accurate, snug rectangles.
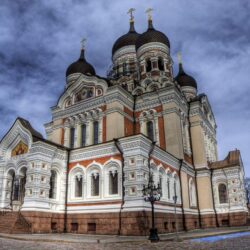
[148,228,159,242]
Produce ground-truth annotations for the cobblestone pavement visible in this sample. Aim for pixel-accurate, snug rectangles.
[1,235,250,250]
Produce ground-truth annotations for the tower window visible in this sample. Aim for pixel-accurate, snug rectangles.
[70,127,75,148]
[109,171,118,195]
[75,175,83,198]
[49,170,57,199]
[81,124,86,147]
[91,173,99,196]
[93,121,99,145]
[146,59,152,72]
[146,121,154,141]
[218,183,228,203]
[158,58,164,71]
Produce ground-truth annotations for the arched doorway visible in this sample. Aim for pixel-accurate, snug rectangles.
[6,169,15,207]
[19,167,27,205]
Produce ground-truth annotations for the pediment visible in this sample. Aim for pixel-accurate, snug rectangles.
[0,117,43,159]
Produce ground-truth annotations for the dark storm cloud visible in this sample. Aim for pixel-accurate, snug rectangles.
[0,0,249,175]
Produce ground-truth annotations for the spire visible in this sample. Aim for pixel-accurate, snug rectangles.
[146,8,154,30]
[177,51,184,74]
[80,38,86,60]
[127,8,136,32]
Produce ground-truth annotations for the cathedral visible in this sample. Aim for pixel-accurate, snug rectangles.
[0,10,248,235]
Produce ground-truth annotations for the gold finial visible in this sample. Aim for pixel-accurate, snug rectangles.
[146,8,154,21]
[177,52,182,64]
[81,38,86,50]
[127,8,136,22]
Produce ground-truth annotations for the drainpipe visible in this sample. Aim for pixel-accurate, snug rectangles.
[188,101,201,228]
[210,168,219,227]
[178,159,187,231]
[133,95,137,135]
[114,139,125,235]
[63,149,70,233]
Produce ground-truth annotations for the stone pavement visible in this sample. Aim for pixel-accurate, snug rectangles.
[0,226,250,249]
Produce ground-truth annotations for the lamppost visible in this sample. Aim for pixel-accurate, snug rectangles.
[173,180,180,241]
[142,172,162,242]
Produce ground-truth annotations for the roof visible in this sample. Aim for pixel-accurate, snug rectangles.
[17,117,43,142]
[175,63,197,89]
[135,20,170,51]
[66,49,96,77]
[112,21,140,56]
[210,150,241,169]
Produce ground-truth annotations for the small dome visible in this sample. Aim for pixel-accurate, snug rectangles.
[175,63,197,89]
[112,21,140,56]
[136,20,170,51]
[66,50,96,77]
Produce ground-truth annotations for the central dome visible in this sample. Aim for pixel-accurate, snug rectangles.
[136,20,170,51]
[66,49,96,77]
[112,21,140,56]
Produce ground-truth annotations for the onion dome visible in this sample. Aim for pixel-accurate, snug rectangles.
[66,49,96,77]
[175,62,197,89]
[112,20,140,56]
[136,19,170,51]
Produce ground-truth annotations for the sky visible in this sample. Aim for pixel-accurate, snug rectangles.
[0,0,249,175]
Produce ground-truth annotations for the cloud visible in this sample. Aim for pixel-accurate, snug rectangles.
[0,0,249,175]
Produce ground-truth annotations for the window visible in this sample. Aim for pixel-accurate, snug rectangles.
[109,171,118,195]
[75,175,83,198]
[218,183,228,204]
[146,59,152,72]
[91,173,99,196]
[158,58,164,71]
[49,170,57,199]
[189,179,197,207]
[93,121,99,145]
[81,124,86,147]
[147,121,154,141]
[167,178,170,200]
[70,127,75,148]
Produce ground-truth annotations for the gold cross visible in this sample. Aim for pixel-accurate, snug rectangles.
[127,8,136,21]
[177,52,182,64]
[146,8,153,20]
[81,38,86,50]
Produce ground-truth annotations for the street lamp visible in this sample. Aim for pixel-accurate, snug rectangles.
[142,172,162,242]
[173,180,180,241]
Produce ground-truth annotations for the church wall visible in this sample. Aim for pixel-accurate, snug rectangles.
[106,102,125,140]
[163,109,184,159]
[180,171,190,209]
[49,119,64,145]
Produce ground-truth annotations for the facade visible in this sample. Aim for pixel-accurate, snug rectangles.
[0,13,248,235]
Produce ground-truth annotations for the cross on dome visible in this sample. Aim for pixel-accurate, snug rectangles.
[127,8,136,22]
[81,38,86,50]
[146,8,153,21]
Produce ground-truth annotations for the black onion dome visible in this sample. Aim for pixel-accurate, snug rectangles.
[175,63,197,89]
[112,21,140,56]
[66,49,96,77]
[136,20,170,51]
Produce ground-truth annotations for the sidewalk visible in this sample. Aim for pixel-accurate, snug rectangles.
[0,226,249,244]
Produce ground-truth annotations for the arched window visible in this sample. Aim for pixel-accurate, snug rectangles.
[70,127,75,148]
[158,58,164,71]
[49,170,57,199]
[147,121,154,141]
[167,177,170,200]
[91,173,99,196]
[75,175,83,198]
[146,59,152,72]
[109,170,118,195]
[93,121,99,145]
[189,179,197,207]
[218,183,228,204]
[81,124,86,147]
